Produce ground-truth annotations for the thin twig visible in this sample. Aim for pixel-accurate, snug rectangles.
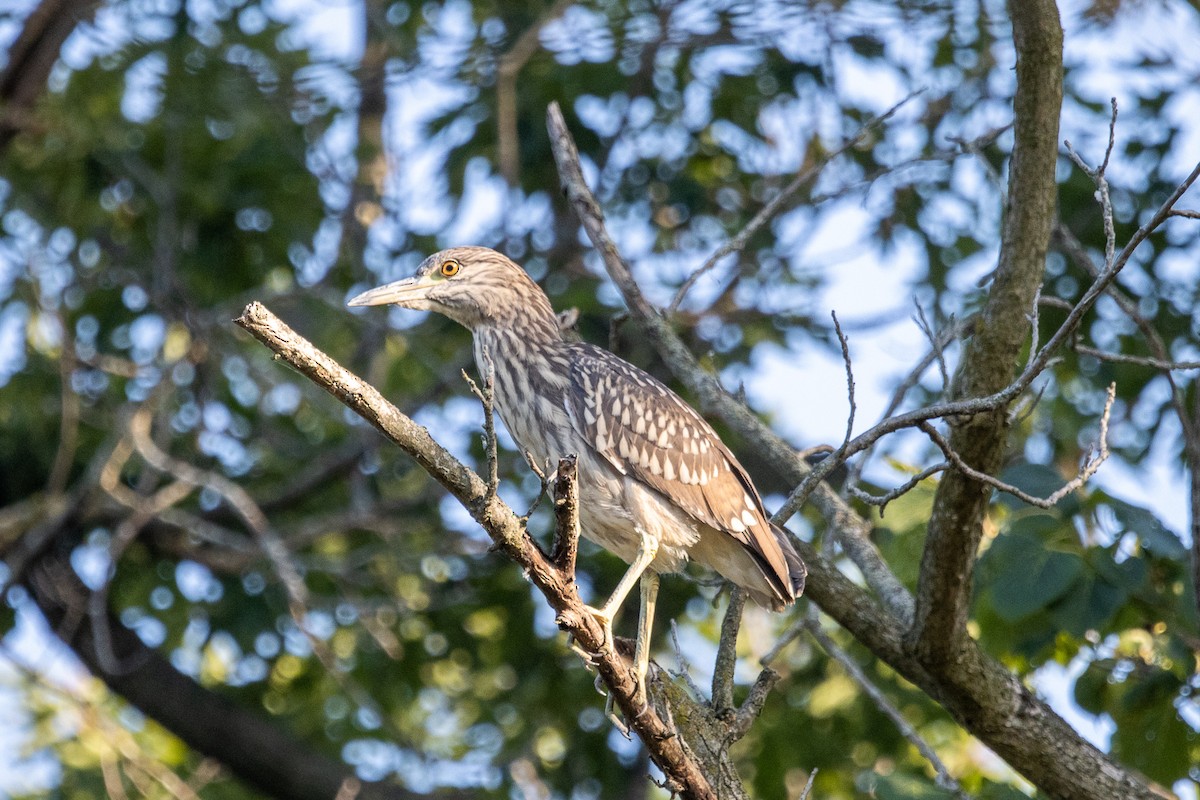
[797,768,818,800]
[832,311,856,450]
[848,462,949,515]
[919,382,1115,508]
[1064,98,1118,269]
[805,615,969,798]
[730,665,780,740]
[1075,345,1200,371]
[520,449,551,521]
[913,302,949,389]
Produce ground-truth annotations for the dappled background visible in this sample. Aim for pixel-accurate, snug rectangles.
[0,0,1198,797]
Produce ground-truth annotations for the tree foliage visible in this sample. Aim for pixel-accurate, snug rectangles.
[0,0,1198,797]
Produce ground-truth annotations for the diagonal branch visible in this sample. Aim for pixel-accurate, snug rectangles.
[543,94,1167,800]
[918,382,1114,509]
[234,301,717,800]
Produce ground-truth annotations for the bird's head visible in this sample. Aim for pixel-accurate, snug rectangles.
[348,246,558,335]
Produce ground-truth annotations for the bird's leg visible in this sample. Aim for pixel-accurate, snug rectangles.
[584,529,659,650]
[588,530,658,731]
[633,571,660,709]
[601,569,660,732]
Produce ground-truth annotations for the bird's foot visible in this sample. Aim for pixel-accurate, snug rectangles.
[566,633,598,668]
[580,603,616,656]
[603,686,631,738]
[599,672,652,737]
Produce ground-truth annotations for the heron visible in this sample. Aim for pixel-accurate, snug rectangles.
[348,246,805,706]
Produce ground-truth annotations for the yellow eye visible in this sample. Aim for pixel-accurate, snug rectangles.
[440,260,461,277]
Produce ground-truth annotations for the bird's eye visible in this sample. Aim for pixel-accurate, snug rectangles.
[440,260,461,277]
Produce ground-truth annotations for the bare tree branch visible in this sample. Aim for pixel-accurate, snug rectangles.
[848,462,949,514]
[234,301,718,800]
[1075,345,1200,371]
[543,95,1169,799]
[919,382,1114,508]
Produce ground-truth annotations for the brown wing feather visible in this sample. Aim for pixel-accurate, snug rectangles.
[565,344,798,604]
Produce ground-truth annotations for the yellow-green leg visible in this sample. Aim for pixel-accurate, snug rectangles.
[633,571,660,708]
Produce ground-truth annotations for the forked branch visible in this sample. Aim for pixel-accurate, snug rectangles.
[234,301,717,800]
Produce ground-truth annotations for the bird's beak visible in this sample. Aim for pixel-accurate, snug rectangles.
[347,276,430,308]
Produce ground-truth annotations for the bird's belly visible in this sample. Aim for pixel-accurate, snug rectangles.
[574,450,697,574]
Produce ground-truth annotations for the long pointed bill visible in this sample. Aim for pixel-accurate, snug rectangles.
[347,276,429,308]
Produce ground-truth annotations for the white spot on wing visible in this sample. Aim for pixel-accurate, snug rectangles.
[679,462,691,483]
[741,509,757,527]
[663,458,675,481]
[729,516,747,533]
[649,452,661,475]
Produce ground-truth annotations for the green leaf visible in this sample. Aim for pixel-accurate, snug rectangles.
[984,518,1085,623]
[1103,497,1187,558]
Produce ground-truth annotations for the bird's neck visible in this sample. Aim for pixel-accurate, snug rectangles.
[477,302,563,348]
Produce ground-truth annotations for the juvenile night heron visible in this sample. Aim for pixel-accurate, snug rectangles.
[349,246,805,701]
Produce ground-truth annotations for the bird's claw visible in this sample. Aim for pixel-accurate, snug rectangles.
[604,690,631,738]
[566,633,598,668]
[580,603,616,655]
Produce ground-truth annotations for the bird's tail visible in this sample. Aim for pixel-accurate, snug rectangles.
[770,523,807,600]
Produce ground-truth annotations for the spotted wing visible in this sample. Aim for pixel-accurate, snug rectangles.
[565,343,798,604]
